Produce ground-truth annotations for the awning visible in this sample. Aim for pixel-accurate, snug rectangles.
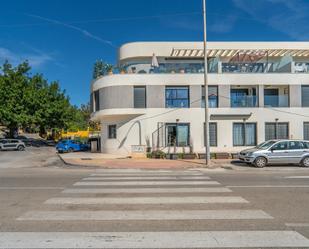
[210,114,252,120]
[170,48,309,58]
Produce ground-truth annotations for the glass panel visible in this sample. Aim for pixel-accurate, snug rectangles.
[302,86,309,107]
[233,123,244,146]
[277,123,289,139]
[134,86,146,108]
[271,141,288,151]
[245,123,256,146]
[209,123,217,147]
[165,87,189,108]
[177,125,189,147]
[166,125,177,146]
[265,123,276,141]
[304,123,309,140]
[288,141,302,150]
[202,86,218,108]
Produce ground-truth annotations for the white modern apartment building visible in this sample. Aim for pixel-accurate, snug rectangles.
[91,42,309,155]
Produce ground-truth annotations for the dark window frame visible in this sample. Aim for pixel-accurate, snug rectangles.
[133,86,147,108]
[108,124,117,139]
[302,85,309,107]
[304,122,309,140]
[165,86,190,108]
[165,123,190,147]
[233,122,257,147]
[265,122,289,141]
[201,85,218,108]
[204,122,218,147]
[94,90,100,112]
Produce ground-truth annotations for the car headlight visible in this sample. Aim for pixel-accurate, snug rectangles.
[246,152,253,156]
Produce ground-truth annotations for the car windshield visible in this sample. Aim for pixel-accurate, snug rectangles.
[256,140,277,149]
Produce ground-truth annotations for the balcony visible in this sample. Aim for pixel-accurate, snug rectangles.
[231,95,258,108]
[264,95,289,107]
[230,86,258,108]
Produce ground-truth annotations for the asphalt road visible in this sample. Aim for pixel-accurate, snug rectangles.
[1,150,309,248]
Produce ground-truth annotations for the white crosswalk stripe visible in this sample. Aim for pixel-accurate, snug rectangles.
[82,176,211,180]
[1,231,309,248]
[74,180,220,186]
[45,196,249,205]
[62,187,232,194]
[12,169,309,248]
[17,209,273,220]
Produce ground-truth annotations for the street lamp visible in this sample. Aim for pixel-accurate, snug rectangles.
[203,0,210,165]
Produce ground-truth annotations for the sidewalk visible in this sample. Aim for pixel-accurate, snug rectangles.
[58,152,233,169]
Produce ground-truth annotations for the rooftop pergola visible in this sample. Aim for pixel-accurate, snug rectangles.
[170,48,309,59]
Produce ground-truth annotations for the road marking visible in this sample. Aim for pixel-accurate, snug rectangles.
[227,185,309,188]
[83,176,211,180]
[17,210,272,221]
[0,231,308,248]
[0,187,65,190]
[62,187,232,194]
[91,172,204,176]
[74,181,220,186]
[286,223,309,227]
[45,196,248,205]
[284,176,309,179]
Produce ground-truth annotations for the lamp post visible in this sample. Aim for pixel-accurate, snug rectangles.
[203,0,210,165]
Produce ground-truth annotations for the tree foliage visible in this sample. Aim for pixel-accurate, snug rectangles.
[0,61,94,137]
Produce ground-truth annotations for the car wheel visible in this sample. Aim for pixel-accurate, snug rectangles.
[301,157,309,167]
[254,157,267,168]
[17,145,25,151]
[68,148,73,153]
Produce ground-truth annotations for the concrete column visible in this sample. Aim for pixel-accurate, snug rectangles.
[258,85,264,107]
[289,85,302,107]
[146,85,165,108]
[218,85,230,108]
[190,85,201,108]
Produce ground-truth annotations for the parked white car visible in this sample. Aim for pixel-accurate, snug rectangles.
[0,139,26,151]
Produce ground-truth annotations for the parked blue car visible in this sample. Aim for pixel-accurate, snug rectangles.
[56,140,89,153]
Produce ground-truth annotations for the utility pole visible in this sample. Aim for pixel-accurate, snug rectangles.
[203,0,210,165]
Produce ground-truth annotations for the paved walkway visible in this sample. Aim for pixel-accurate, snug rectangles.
[58,152,232,169]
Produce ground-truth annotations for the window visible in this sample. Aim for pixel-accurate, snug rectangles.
[288,141,303,150]
[304,122,309,140]
[302,86,309,107]
[202,86,218,108]
[166,86,189,108]
[166,123,190,146]
[265,122,289,141]
[264,89,279,107]
[271,141,288,151]
[204,123,217,147]
[94,90,100,111]
[108,125,117,139]
[233,123,257,146]
[134,86,146,108]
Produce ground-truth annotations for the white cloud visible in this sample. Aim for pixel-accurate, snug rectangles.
[233,0,309,40]
[0,47,54,68]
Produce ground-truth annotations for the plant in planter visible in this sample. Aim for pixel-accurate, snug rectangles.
[104,63,114,75]
[118,65,127,74]
[151,150,166,159]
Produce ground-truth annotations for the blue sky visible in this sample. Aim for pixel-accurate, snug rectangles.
[1,0,309,106]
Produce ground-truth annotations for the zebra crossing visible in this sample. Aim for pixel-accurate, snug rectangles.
[2,169,309,248]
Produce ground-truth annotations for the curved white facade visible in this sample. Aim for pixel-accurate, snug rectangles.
[91,41,309,156]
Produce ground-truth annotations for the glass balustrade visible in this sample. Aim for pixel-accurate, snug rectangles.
[264,95,289,107]
[230,95,258,107]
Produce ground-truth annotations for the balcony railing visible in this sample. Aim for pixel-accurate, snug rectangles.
[231,96,258,108]
[264,95,289,107]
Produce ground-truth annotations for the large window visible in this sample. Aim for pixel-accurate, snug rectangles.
[304,122,309,140]
[166,86,189,108]
[204,123,217,147]
[166,123,190,146]
[202,86,218,108]
[233,123,257,146]
[265,122,289,140]
[108,125,117,139]
[134,86,146,108]
[302,85,309,107]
